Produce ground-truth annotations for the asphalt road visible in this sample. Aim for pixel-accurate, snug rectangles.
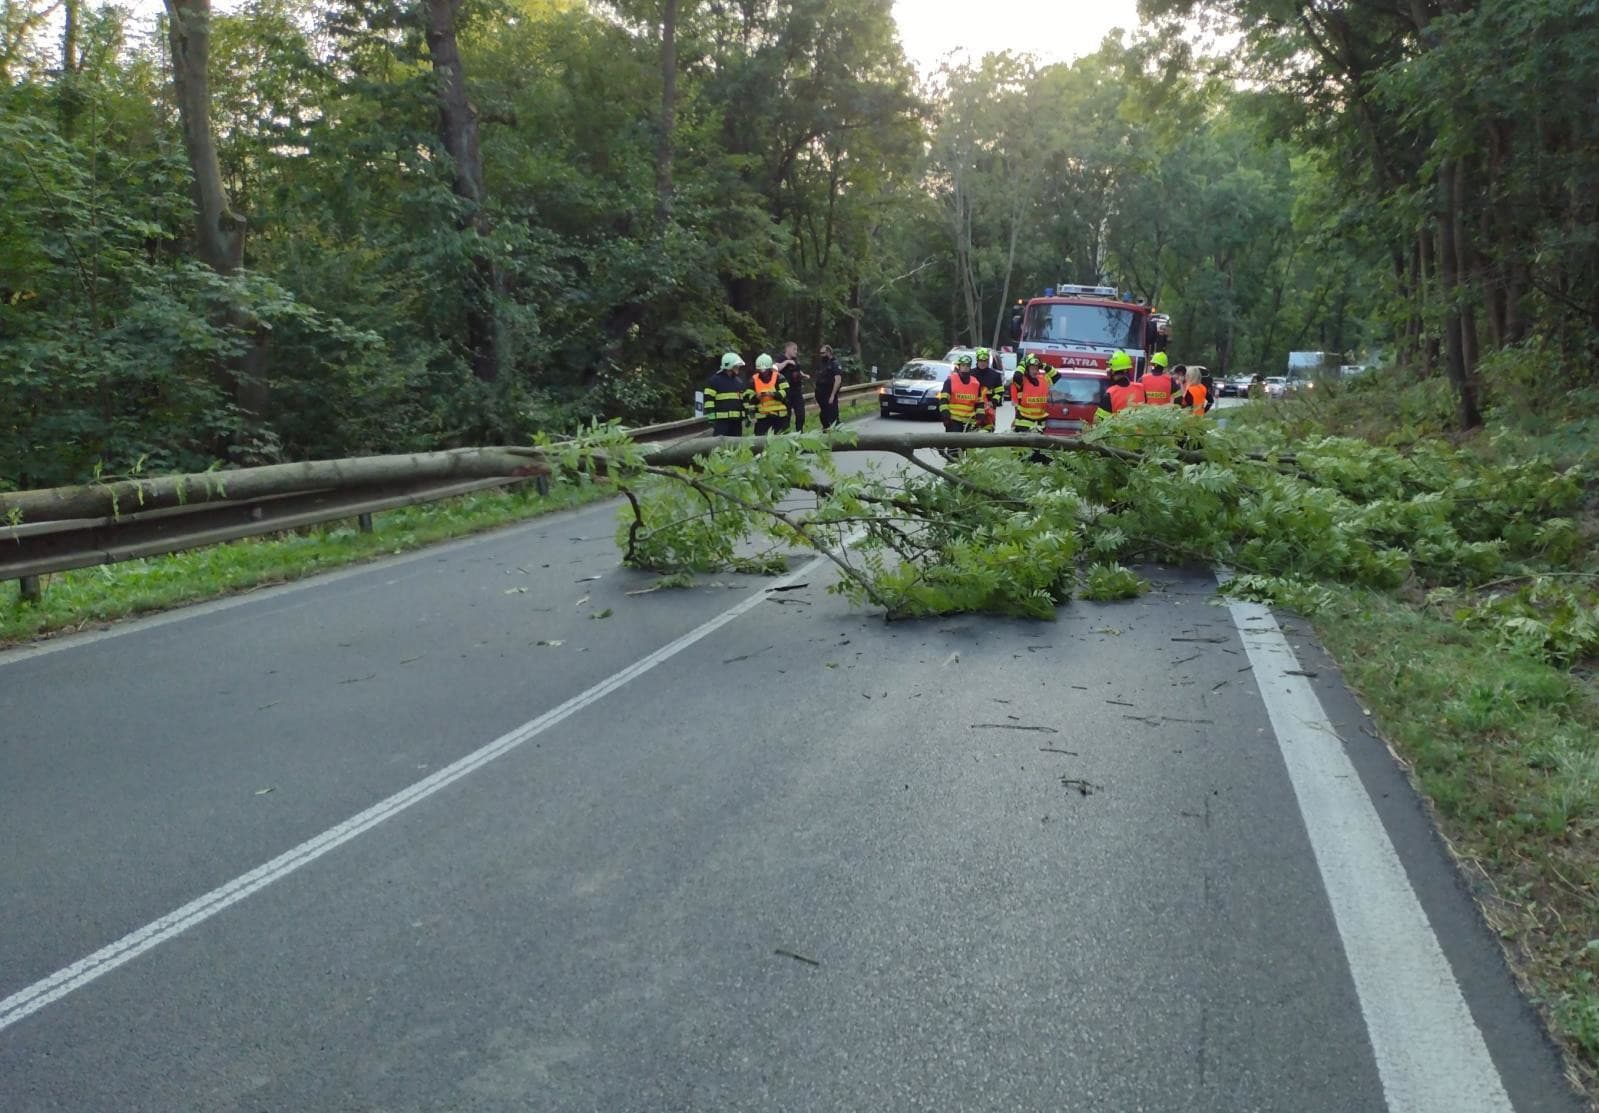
[0,415,1585,1112]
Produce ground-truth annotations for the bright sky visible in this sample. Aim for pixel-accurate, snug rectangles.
[892,0,1145,74]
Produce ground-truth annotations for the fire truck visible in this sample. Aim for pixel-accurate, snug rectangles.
[1011,284,1163,375]
[1008,285,1168,436]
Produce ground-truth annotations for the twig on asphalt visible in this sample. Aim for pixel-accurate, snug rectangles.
[1039,748,1080,756]
[971,723,1060,734]
[774,948,821,967]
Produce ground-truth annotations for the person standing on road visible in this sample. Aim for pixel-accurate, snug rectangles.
[750,353,791,435]
[1178,365,1208,414]
[974,347,1004,431]
[1247,373,1267,401]
[1141,351,1175,405]
[1101,367,1145,413]
[707,352,750,437]
[814,345,843,429]
[938,354,987,434]
[774,342,808,432]
[1010,356,1054,434]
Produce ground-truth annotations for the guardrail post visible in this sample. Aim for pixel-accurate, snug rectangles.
[357,513,374,534]
[18,576,42,604]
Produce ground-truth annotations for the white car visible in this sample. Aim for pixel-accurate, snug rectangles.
[942,348,1018,386]
[1264,376,1290,398]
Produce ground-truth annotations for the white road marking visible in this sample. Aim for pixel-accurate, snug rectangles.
[1225,595,1513,1112]
[0,551,832,1033]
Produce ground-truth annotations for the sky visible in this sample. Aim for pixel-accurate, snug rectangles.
[891,0,1145,75]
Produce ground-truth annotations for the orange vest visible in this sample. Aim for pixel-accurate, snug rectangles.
[1141,372,1174,404]
[945,373,984,422]
[752,370,786,416]
[1107,382,1145,412]
[1184,383,1207,412]
[1014,373,1051,422]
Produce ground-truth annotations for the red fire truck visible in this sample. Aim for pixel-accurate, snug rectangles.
[1010,285,1166,436]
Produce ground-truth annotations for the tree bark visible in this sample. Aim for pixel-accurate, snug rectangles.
[654,0,677,228]
[164,0,269,418]
[991,194,1021,349]
[424,0,499,383]
[1,448,550,524]
[1438,157,1483,429]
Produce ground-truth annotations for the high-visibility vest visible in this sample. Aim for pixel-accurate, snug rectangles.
[1014,373,1051,423]
[941,372,985,423]
[1107,382,1145,412]
[1184,383,1208,412]
[1141,372,1174,404]
[752,370,787,416]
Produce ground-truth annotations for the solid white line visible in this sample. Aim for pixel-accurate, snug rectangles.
[0,550,830,1033]
[1224,595,1513,1112]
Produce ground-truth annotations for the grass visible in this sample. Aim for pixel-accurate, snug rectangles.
[1311,586,1599,1085]
[1246,375,1599,1089]
[0,478,614,646]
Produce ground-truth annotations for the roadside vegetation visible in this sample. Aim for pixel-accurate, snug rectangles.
[0,479,610,646]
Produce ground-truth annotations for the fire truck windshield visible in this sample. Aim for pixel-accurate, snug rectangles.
[1023,303,1143,349]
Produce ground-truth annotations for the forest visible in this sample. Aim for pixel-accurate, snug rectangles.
[2,0,1595,489]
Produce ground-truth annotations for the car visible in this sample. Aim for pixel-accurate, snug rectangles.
[879,359,953,419]
[942,347,1018,387]
[1219,375,1253,398]
[1264,376,1289,398]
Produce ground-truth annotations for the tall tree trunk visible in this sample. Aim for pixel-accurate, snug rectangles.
[1437,158,1483,429]
[991,196,1021,349]
[654,0,677,228]
[424,0,499,384]
[1454,157,1481,375]
[58,0,80,134]
[847,278,862,358]
[164,0,269,418]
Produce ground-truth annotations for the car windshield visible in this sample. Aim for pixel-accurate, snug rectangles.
[895,362,943,382]
[1051,376,1104,404]
[1023,303,1142,348]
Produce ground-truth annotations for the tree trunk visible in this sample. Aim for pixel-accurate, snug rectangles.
[1437,157,1483,429]
[424,0,499,384]
[847,278,862,358]
[164,0,269,418]
[654,0,677,228]
[2,447,551,524]
[59,0,80,134]
[991,196,1021,349]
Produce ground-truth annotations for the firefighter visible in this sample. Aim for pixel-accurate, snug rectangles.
[1141,351,1175,405]
[750,353,791,435]
[974,347,1003,431]
[706,352,750,436]
[1009,353,1055,404]
[1011,356,1054,434]
[938,354,987,434]
[1102,351,1145,411]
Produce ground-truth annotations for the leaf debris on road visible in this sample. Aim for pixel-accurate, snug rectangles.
[1039,748,1079,756]
[339,673,377,685]
[722,646,775,665]
[1060,777,1101,796]
[971,722,1059,734]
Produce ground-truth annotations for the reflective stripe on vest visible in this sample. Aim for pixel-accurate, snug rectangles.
[752,370,786,415]
[1141,373,1173,404]
[1015,374,1051,421]
[945,373,984,421]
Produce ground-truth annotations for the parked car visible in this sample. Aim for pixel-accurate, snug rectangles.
[942,347,1018,386]
[1042,370,1109,436]
[879,359,953,419]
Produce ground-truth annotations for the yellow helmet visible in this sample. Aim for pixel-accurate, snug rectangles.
[1108,350,1133,372]
[1150,351,1168,369]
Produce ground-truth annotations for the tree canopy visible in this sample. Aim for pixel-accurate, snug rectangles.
[2,0,1594,488]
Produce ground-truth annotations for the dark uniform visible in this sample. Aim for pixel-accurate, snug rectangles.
[815,353,843,429]
[976,362,1004,430]
[705,370,750,437]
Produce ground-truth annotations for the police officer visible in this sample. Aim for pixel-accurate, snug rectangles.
[706,352,750,436]
[749,353,791,435]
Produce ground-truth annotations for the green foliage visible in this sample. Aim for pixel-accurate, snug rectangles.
[1080,563,1148,602]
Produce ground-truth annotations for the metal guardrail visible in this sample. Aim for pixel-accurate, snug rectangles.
[2,381,884,599]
